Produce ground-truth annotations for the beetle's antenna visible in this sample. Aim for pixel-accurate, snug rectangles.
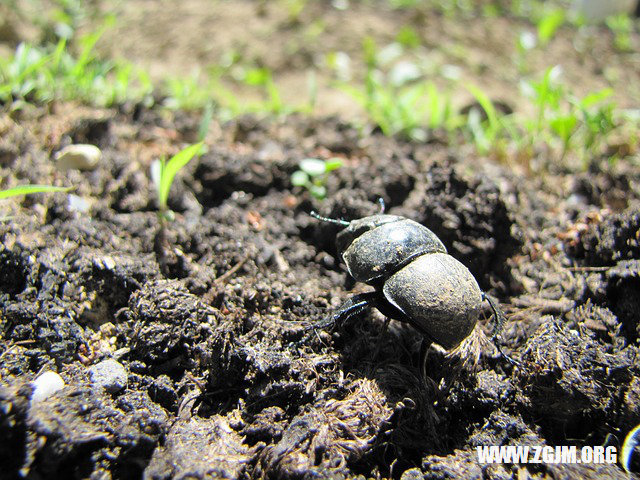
[310,211,350,227]
[482,293,521,367]
[377,198,386,213]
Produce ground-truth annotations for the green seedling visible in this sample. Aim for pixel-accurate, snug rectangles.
[527,66,563,137]
[548,113,578,160]
[536,8,565,46]
[387,0,421,8]
[465,83,507,155]
[342,38,462,140]
[163,71,216,110]
[343,69,459,140]
[291,157,342,200]
[606,14,634,52]
[0,184,71,220]
[150,142,203,221]
[197,100,214,142]
[0,184,71,199]
[573,88,616,166]
[515,30,536,74]
[241,67,284,114]
[396,26,421,49]
[0,30,152,108]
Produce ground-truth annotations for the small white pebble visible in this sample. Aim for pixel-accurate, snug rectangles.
[31,371,65,404]
[100,256,116,270]
[55,144,102,171]
[88,359,127,393]
[67,194,91,213]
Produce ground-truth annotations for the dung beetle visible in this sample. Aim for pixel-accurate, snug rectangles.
[310,200,516,366]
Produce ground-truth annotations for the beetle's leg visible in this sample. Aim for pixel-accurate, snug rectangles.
[309,291,378,332]
[371,317,391,361]
[419,337,433,383]
[482,292,521,367]
[290,293,375,349]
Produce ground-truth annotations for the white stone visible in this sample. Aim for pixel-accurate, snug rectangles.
[31,371,65,403]
[55,144,102,171]
[88,359,127,393]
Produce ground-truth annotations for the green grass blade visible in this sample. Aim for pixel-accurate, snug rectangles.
[465,83,500,133]
[197,101,214,142]
[0,185,71,200]
[158,142,203,209]
[537,9,565,46]
[579,88,613,109]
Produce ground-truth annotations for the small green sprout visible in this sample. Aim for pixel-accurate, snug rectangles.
[291,157,342,200]
[465,83,506,155]
[150,142,203,221]
[606,14,634,52]
[0,184,71,199]
[536,8,565,46]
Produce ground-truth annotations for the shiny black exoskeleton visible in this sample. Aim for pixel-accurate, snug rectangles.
[312,200,514,364]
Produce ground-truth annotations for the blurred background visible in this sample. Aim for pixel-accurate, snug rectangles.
[1,0,639,168]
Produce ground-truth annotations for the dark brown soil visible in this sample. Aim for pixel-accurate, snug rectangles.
[0,99,639,479]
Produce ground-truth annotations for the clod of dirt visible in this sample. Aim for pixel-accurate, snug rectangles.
[2,103,640,479]
[144,415,254,480]
[120,280,218,369]
[241,405,287,445]
[0,382,32,474]
[9,375,165,479]
[65,114,114,148]
[566,207,640,342]
[606,260,640,341]
[258,379,392,479]
[193,146,289,208]
[518,320,639,444]
[0,243,31,296]
[565,301,622,346]
[573,207,640,266]
[421,450,487,479]
[401,164,520,292]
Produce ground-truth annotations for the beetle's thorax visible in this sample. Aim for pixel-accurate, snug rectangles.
[337,214,447,284]
[335,214,403,254]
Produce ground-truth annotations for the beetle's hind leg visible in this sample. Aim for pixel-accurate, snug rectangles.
[419,337,433,385]
[482,292,521,367]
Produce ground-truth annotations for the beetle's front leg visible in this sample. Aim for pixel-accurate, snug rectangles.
[290,292,378,348]
[311,291,379,331]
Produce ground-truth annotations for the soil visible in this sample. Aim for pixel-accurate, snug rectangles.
[2,2,640,480]
[0,98,638,479]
